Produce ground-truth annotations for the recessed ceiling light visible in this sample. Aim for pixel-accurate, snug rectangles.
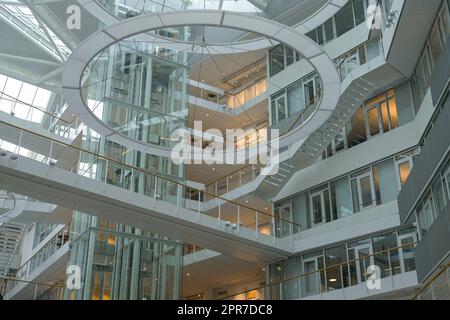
[329,279,337,282]
[186,273,191,276]
[212,167,215,171]
[246,200,249,203]
[206,113,210,117]
[262,268,266,272]
[265,207,268,210]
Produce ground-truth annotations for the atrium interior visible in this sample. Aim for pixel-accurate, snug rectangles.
[0,0,449,301]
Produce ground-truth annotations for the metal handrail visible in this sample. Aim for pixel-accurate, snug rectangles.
[0,119,301,229]
[3,223,70,295]
[222,241,417,300]
[412,263,450,300]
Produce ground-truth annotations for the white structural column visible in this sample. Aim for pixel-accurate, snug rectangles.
[63,10,341,157]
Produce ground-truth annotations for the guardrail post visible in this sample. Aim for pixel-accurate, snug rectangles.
[104,160,109,183]
[255,210,259,239]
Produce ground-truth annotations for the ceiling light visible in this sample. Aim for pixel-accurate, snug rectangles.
[265,207,268,210]
[329,279,337,282]
[186,273,191,276]
[262,268,266,272]
[206,113,210,117]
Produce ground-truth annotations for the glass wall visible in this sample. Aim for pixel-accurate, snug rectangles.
[268,44,302,77]
[411,0,450,109]
[322,85,415,160]
[414,152,450,237]
[269,226,418,299]
[270,74,321,125]
[305,0,368,46]
[274,148,419,232]
[66,213,182,300]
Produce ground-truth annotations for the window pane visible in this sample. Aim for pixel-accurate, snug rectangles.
[432,178,446,214]
[367,106,381,136]
[335,2,355,37]
[429,21,443,66]
[398,161,411,186]
[317,27,324,45]
[366,38,380,61]
[373,158,397,205]
[312,195,322,224]
[292,193,310,231]
[440,5,450,42]
[330,176,353,219]
[353,0,366,25]
[269,45,284,76]
[346,107,367,148]
[306,29,318,43]
[287,82,304,116]
[286,46,295,66]
[372,232,400,277]
[380,102,391,133]
[304,80,315,106]
[360,176,373,207]
[277,97,286,121]
[324,18,334,42]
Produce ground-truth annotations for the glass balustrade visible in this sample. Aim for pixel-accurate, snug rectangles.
[0,120,300,244]
[3,224,70,297]
[222,242,417,300]
[337,36,383,81]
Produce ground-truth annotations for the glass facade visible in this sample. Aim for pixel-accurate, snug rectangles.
[266,226,418,299]
[414,152,450,237]
[270,74,321,125]
[323,85,415,160]
[305,0,368,46]
[66,213,182,300]
[83,34,189,150]
[411,0,450,109]
[275,148,419,231]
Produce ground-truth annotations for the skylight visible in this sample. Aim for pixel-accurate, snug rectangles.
[0,2,71,60]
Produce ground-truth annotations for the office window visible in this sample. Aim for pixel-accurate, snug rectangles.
[303,251,325,295]
[324,18,335,42]
[271,93,286,123]
[372,158,397,205]
[287,82,304,116]
[365,90,398,138]
[439,2,450,43]
[330,176,353,219]
[310,185,332,226]
[335,2,355,37]
[269,45,284,77]
[292,192,310,231]
[372,231,401,277]
[306,29,318,42]
[351,168,375,212]
[443,158,450,201]
[396,157,412,187]
[353,0,367,26]
[432,177,446,214]
[325,245,348,291]
[346,107,367,148]
[347,238,372,285]
[429,20,443,66]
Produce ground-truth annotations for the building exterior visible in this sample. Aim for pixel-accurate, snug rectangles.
[0,0,449,301]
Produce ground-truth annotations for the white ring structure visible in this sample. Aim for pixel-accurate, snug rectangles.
[78,0,350,54]
[62,10,341,158]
